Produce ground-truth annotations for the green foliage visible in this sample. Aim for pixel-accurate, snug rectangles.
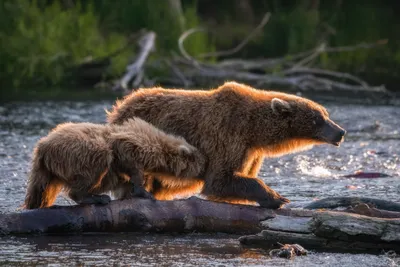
[182,4,215,59]
[93,0,214,56]
[94,0,182,53]
[258,8,320,57]
[316,1,397,85]
[1,0,400,95]
[0,0,130,89]
[0,0,214,92]
[246,1,399,88]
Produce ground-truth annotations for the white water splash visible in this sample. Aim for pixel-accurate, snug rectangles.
[296,156,333,177]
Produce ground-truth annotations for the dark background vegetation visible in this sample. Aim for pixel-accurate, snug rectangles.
[1,0,399,99]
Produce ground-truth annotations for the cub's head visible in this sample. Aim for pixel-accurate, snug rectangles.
[271,97,346,146]
[155,136,206,178]
[172,141,206,178]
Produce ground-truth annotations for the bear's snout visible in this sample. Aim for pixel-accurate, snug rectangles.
[319,119,346,146]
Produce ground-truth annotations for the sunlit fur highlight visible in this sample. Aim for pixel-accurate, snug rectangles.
[106,81,341,209]
[23,118,205,209]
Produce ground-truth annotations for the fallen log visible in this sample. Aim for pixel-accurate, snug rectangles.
[0,197,273,235]
[304,197,400,212]
[240,208,400,253]
[345,204,400,219]
[2,196,400,254]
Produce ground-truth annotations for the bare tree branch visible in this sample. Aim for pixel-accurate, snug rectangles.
[114,31,156,93]
[290,43,327,69]
[165,59,192,87]
[282,67,369,88]
[114,29,391,102]
[198,12,271,59]
[178,12,270,66]
[178,27,206,67]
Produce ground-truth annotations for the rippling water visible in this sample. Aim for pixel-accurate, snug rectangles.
[0,100,399,266]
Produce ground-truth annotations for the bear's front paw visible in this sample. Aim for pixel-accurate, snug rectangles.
[258,196,290,209]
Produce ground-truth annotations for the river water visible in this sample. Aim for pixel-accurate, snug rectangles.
[0,100,399,266]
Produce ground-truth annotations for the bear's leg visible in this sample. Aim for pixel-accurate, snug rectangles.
[245,155,264,177]
[68,190,112,205]
[111,138,154,199]
[201,171,289,209]
[129,169,154,199]
[112,181,154,200]
[116,168,154,200]
[67,174,112,205]
[149,177,204,200]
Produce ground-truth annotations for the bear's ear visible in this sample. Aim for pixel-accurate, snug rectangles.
[271,98,291,115]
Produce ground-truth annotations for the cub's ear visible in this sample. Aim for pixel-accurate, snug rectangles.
[271,98,291,115]
[178,145,192,156]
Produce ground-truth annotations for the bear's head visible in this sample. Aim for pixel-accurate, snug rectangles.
[271,97,346,147]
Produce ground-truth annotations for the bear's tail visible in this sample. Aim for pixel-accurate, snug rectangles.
[22,154,62,209]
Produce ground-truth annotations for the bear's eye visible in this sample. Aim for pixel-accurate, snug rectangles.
[314,116,324,127]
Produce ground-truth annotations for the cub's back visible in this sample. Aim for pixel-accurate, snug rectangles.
[41,122,109,147]
[35,122,111,176]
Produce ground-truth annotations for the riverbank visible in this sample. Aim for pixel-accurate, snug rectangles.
[0,88,123,103]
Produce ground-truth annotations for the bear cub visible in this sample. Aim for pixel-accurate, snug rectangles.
[23,117,205,209]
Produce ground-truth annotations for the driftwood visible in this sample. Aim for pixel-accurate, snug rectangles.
[1,196,400,254]
[113,31,156,93]
[304,197,400,212]
[157,12,392,101]
[73,31,147,87]
[240,208,400,253]
[106,13,393,103]
[1,197,273,235]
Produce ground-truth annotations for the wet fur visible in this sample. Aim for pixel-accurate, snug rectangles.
[106,81,339,208]
[23,118,205,209]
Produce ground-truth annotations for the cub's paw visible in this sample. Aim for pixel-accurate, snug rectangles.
[132,187,155,200]
[79,194,112,205]
[97,194,112,204]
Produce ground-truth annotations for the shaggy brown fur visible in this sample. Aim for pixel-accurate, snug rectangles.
[23,118,205,209]
[106,81,346,209]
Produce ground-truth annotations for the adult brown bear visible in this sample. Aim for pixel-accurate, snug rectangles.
[107,81,346,209]
[23,118,205,209]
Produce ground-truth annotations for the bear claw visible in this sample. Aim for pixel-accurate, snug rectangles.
[258,197,290,209]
